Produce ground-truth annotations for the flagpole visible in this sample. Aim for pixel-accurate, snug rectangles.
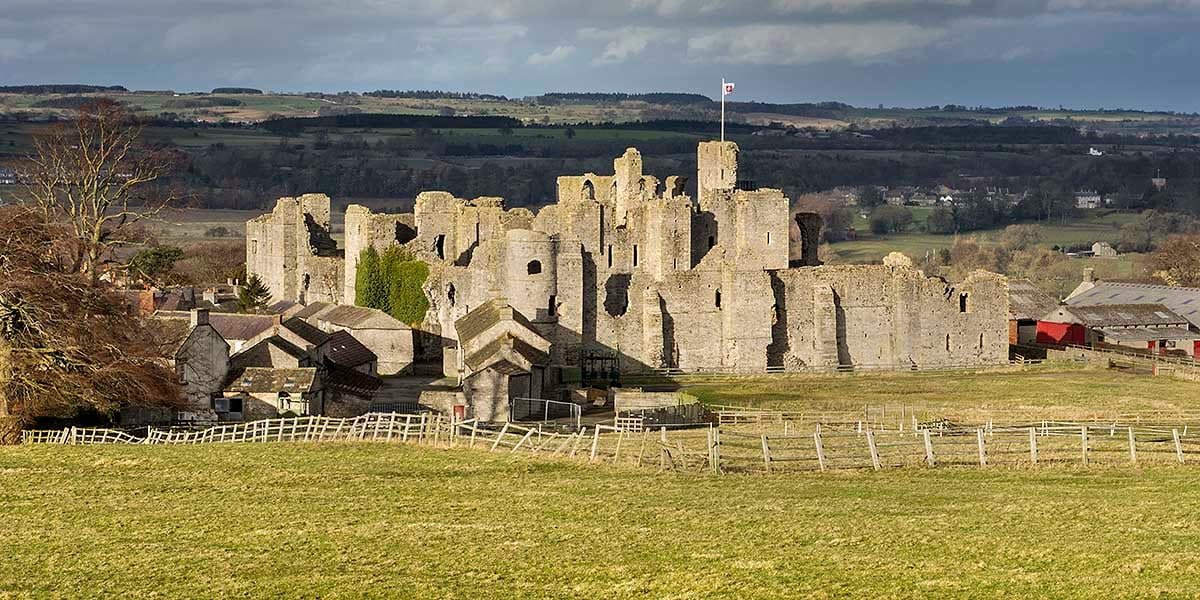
[720,78,725,142]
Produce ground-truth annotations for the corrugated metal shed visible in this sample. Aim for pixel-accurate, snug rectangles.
[1067,282,1200,328]
[1053,303,1189,328]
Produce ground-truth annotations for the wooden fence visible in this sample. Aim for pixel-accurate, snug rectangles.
[20,414,1200,476]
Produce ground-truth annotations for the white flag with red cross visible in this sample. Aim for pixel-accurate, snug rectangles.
[723,82,735,96]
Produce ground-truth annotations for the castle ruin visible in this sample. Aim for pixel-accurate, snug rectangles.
[247,141,1008,377]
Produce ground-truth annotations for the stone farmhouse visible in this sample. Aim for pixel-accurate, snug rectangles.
[160,308,382,422]
[247,142,1008,413]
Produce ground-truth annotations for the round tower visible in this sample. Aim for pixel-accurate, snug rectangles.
[504,229,558,323]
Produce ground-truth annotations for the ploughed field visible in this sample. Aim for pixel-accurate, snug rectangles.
[4,442,1200,598]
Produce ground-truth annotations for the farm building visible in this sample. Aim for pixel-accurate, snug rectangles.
[1066,271,1200,330]
[1036,303,1200,356]
[1007,279,1059,345]
[159,308,383,422]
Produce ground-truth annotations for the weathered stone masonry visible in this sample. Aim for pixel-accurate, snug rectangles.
[247,141,1008,373]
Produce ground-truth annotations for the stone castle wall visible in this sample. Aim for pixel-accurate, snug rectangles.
[246,142,1008,372]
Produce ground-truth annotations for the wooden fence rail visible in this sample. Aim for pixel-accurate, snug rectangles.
[20,416,1200,476]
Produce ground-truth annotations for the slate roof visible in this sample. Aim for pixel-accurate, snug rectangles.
[464,334,550,373]
[1008,279,1060,321]
[154,311,277,342]
[1097,327,1200,342]
[455,298,537,347]
[317,305,409,330]
[323,361,382,396]
[292,301,333,320]
[1067,281,1200,328]
[325,330,378,368]
[282,317,329,346]
[224,367,317,394]
[1057,303,1189,328]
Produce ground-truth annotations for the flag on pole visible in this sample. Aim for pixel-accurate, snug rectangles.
[723,82,735,95]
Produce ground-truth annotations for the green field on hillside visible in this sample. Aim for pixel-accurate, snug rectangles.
[4,441,1200,598]
[836,210,1139,264]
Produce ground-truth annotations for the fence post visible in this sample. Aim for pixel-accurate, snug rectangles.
[1128,427,1137,465]
[761,434,773,474]
[636,429,649,467]
[976,429,987,467]
[468,424,477,449]
[511,429,534,453]
[588,427,602,463]
[812,429,826,472]
[713,428,722,474]
[612,432,625,464]
[658,427,668,470]
[569,428,584,458]
[1174,429,1185,464]
[1028,427,1038,465]
[1080,426,1088,466]
[866,430,881,471]
[923,430,935,467]
[490,422,509,452]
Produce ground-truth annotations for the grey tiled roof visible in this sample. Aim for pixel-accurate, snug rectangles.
[224,367,317,393]
[1008,279,1060,321]
[1067,282,1200,328]
[1059,303,1188,327]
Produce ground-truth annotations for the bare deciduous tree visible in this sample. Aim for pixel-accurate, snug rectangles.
[0,206,181,443]
[25,100,183,282]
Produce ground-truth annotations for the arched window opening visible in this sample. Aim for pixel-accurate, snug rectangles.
[607,246,613,268]
[959,293,969,313]
[433,234,445,260]
[447,283,456,307]
[715,289,722,309]
[527,260,542,275]
[979,333,984,349]
[945,334,951,351]
[766,231,771,245]
[632,245,639,267]
[582,180,595,201]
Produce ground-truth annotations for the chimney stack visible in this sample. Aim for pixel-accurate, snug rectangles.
[190,308,209,328]
[1083,267,1095,284]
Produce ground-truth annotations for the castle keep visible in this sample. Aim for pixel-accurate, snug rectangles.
[247,142,1008,379]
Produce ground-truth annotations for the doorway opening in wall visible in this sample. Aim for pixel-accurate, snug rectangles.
[527,260,542,275]
[707,235,715,250]
[548,295,556,317]
[434,235,445,260]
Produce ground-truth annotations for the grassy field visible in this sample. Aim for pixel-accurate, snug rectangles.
[6,367,1200,596]
[673,367,1200,422]
[835,210,1139,264]
[5,442,1200,597]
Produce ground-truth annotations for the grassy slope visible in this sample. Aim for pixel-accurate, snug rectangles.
[6,443,1200,598]
[675,368,1200,421]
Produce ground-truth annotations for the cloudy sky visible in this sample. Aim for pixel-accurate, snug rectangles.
[3,0,1200,111]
